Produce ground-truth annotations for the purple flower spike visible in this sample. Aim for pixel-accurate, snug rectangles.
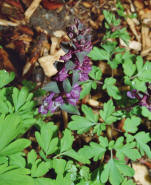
[66,84,82,106]
[39,19,92,114]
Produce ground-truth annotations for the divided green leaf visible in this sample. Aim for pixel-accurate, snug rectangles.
[100,100,117,124]
[68,105,98,134]
[113,136,141,161]
[0,70,15,89]
[101,159,134,185]
[103,77,121,100]
[134,131,151,158]
[123,116,141,133]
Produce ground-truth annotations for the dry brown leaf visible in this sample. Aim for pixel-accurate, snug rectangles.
[134,0,144,10]
[0,48,16,72]
[120,39,141,51]
[132,163,151,185]
[138,8,151,26]
[87,99,99,107]
[126,16,141,41]
[41,0,63,10]
[99,61,111,75]
[141,47,151,57]
[82,2,92,8]
[50,37,60,55]
[128,40,141,51]
[39,48,65,77]
[139,8,151,20]
[39,31,67,77]
[38,55,58,77]
[89,19,99,29]
[22,62,32,76]
[141,26,151,50]
[53,30,66,38]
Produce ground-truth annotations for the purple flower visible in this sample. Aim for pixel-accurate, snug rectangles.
[127,84,151,111]
[127,89,138,99]
[75,56,91,81]
[74,40,92,53]
[60,50,72,61]
[55,67,68,81]
[38,93,64,114]
[51,96,64,112]
[66,84,81,105]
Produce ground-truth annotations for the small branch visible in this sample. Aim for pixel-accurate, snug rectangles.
[130,74,138,80]
[0,19,19,26]
[112,127,123,133]
[25,0,42,22]
[96,80,103,85]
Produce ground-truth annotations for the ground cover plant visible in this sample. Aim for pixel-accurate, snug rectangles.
[0,0,151,185]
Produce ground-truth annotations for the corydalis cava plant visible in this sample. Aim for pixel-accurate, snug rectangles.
[39,19,92,114]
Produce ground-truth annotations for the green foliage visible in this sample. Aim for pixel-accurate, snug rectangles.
[27,149,51,177]
[0,70,15,88]
[60,129,74,153]
[68,104,99,134]
[116,0,125,17]
[60,103,80,115]
[88,41,124,69]
[0,71,36,136]
[123,55,151,92]
[79,136,108,161]
[80,81,92,99]
[89,66,102,81]
[134,132,151,158]
[22,80,46,97]
[123,116,141,133]
[103,10,130,43]
[0,114,31,156]
[121,179,136,185]
[42,81,60,93]
[141,106,151,120]
[123,59,136,77]
[80,65,102,99]
[0,165,34,185]
[101,159,134,185]
[77,8,151,182]
[103,10,120,28]
[103,77,121,100]
[113,137,141,161]
[35,122,58,156]
[88,47,110,61]
[100,100,118,124]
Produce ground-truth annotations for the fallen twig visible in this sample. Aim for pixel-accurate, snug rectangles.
[0,19,19,26]
[24,0,42,21]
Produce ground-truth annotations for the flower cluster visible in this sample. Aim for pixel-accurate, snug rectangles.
[127,83,151,111]
[39,19,92,114]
